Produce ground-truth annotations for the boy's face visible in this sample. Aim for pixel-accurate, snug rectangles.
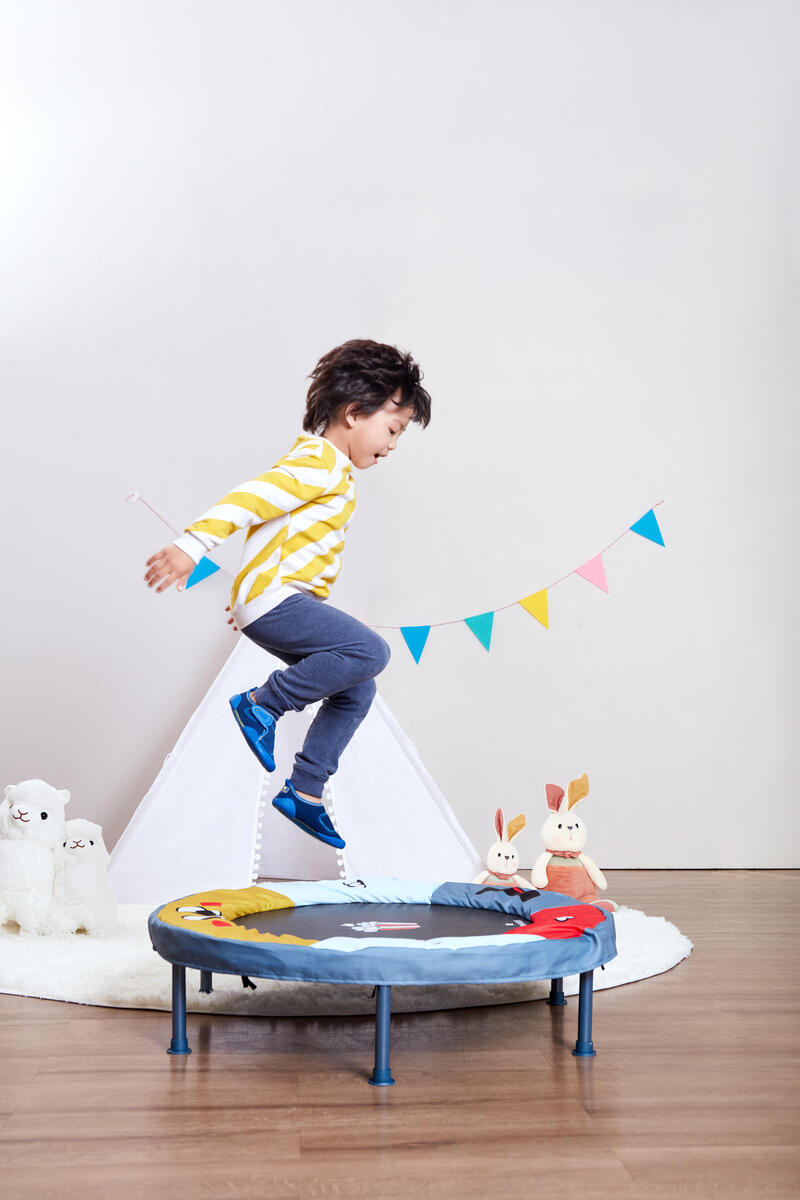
[346,391,413,469]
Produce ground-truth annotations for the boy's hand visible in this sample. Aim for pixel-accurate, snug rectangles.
[145,545,195,593]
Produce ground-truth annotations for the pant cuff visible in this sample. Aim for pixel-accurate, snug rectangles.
[289,769,325,800]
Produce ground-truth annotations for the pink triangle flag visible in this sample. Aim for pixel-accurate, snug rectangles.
[575,554,608,593]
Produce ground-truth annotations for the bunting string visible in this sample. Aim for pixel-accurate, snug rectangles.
[126,493,665,664]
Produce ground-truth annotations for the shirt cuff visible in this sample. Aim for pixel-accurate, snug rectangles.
[172,532,208,565]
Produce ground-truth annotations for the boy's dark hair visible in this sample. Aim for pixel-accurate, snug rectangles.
[303,339,432,434]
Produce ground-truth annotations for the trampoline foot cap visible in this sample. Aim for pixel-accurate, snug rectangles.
[167,1042,192,1056]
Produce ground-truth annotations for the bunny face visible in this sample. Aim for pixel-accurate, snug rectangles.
[58,819,108,866]
[539,803,587,853]
[486,838,521,875]
[2,780,70,848]
[540,775,590,853]
[482,808,527,875]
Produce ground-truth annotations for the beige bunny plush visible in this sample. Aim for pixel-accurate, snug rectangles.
[473,809,529,888]
[530,773,616,911]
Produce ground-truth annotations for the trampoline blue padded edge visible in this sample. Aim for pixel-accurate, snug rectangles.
[148,877,617,987]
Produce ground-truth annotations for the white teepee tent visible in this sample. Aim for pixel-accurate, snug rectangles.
[109,635,481,902]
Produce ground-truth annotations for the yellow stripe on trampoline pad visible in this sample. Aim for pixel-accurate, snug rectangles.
[155,887,319,945]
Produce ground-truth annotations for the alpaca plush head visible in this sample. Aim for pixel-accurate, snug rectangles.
[484,808,526,876]
[2,780,70,849]
[539,774,590,853]
[58,819,108,867]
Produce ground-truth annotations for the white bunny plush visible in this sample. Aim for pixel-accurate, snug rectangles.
[473,809,529,888]
[48,819,118,936]
[0,779,70,933]
[530,773,616,911]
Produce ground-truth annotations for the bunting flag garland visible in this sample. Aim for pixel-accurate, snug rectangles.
[519,589,549,629]
[464,612,494,652]
[126,492,665,665]
[630,508,665,546]
[400,625,431,664]
[186,557,221,589]
[575,554,609,593]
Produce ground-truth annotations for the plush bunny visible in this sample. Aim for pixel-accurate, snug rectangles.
[530,773,616,912]
[473,809,529,888]
[0,779,70,933]
[48,818,118,936]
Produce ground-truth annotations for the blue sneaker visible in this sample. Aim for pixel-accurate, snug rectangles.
[272,780,346,849]
[229,690,276,772]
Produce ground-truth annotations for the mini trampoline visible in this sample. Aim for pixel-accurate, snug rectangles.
[148,877,617,1085]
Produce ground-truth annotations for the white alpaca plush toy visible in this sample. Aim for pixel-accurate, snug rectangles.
[49,819,118,936]
[0,779,70,934]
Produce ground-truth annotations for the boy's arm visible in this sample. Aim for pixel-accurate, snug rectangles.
[145,439,339,593]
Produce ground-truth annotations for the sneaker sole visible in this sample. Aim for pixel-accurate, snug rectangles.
[272,801,345,849]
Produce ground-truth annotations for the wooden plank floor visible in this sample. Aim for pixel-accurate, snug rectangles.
[1,870,798,1199]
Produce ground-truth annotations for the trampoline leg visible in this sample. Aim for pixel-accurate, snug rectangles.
[167,964,192,1056]
[199,970,213,994]
[369,985,395,1086]
[547,977,567,1006]
[572,970,596,1058]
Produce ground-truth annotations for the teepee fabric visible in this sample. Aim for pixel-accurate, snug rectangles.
[109,636,481,903]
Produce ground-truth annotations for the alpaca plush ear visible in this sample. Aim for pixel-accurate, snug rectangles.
[545,784,565,812]
[494,809,504,840]
[59,789,71,805]
[568,774,589,810]
[506,813,526,841]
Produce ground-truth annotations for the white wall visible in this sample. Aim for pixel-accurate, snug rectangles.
[2,0,797,868]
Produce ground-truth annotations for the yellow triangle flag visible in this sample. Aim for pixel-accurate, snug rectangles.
[519,589,549,629]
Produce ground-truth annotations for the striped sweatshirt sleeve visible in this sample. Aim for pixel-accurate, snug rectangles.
[172,439,337,565]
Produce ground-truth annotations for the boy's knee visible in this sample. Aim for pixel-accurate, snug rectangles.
[333,676,376,718]
[360,630,390,676]
[373,633,391,673]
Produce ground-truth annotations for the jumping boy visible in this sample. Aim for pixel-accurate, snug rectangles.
[144,339,431,849]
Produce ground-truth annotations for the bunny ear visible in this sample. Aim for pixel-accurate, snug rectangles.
[567,774,589,809]
[545,784,565,812]
[506,813,526,841]
[494,809,504,839]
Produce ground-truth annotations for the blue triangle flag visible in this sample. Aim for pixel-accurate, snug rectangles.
[185,557,221,589]
[629,509,665,547]
[400,625,431,664]
[464,611,494,651]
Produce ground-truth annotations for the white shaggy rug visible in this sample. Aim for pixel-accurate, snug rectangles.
[0,905,692,1016]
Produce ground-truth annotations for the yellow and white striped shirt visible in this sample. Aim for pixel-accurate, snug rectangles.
[173,435,356,629]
